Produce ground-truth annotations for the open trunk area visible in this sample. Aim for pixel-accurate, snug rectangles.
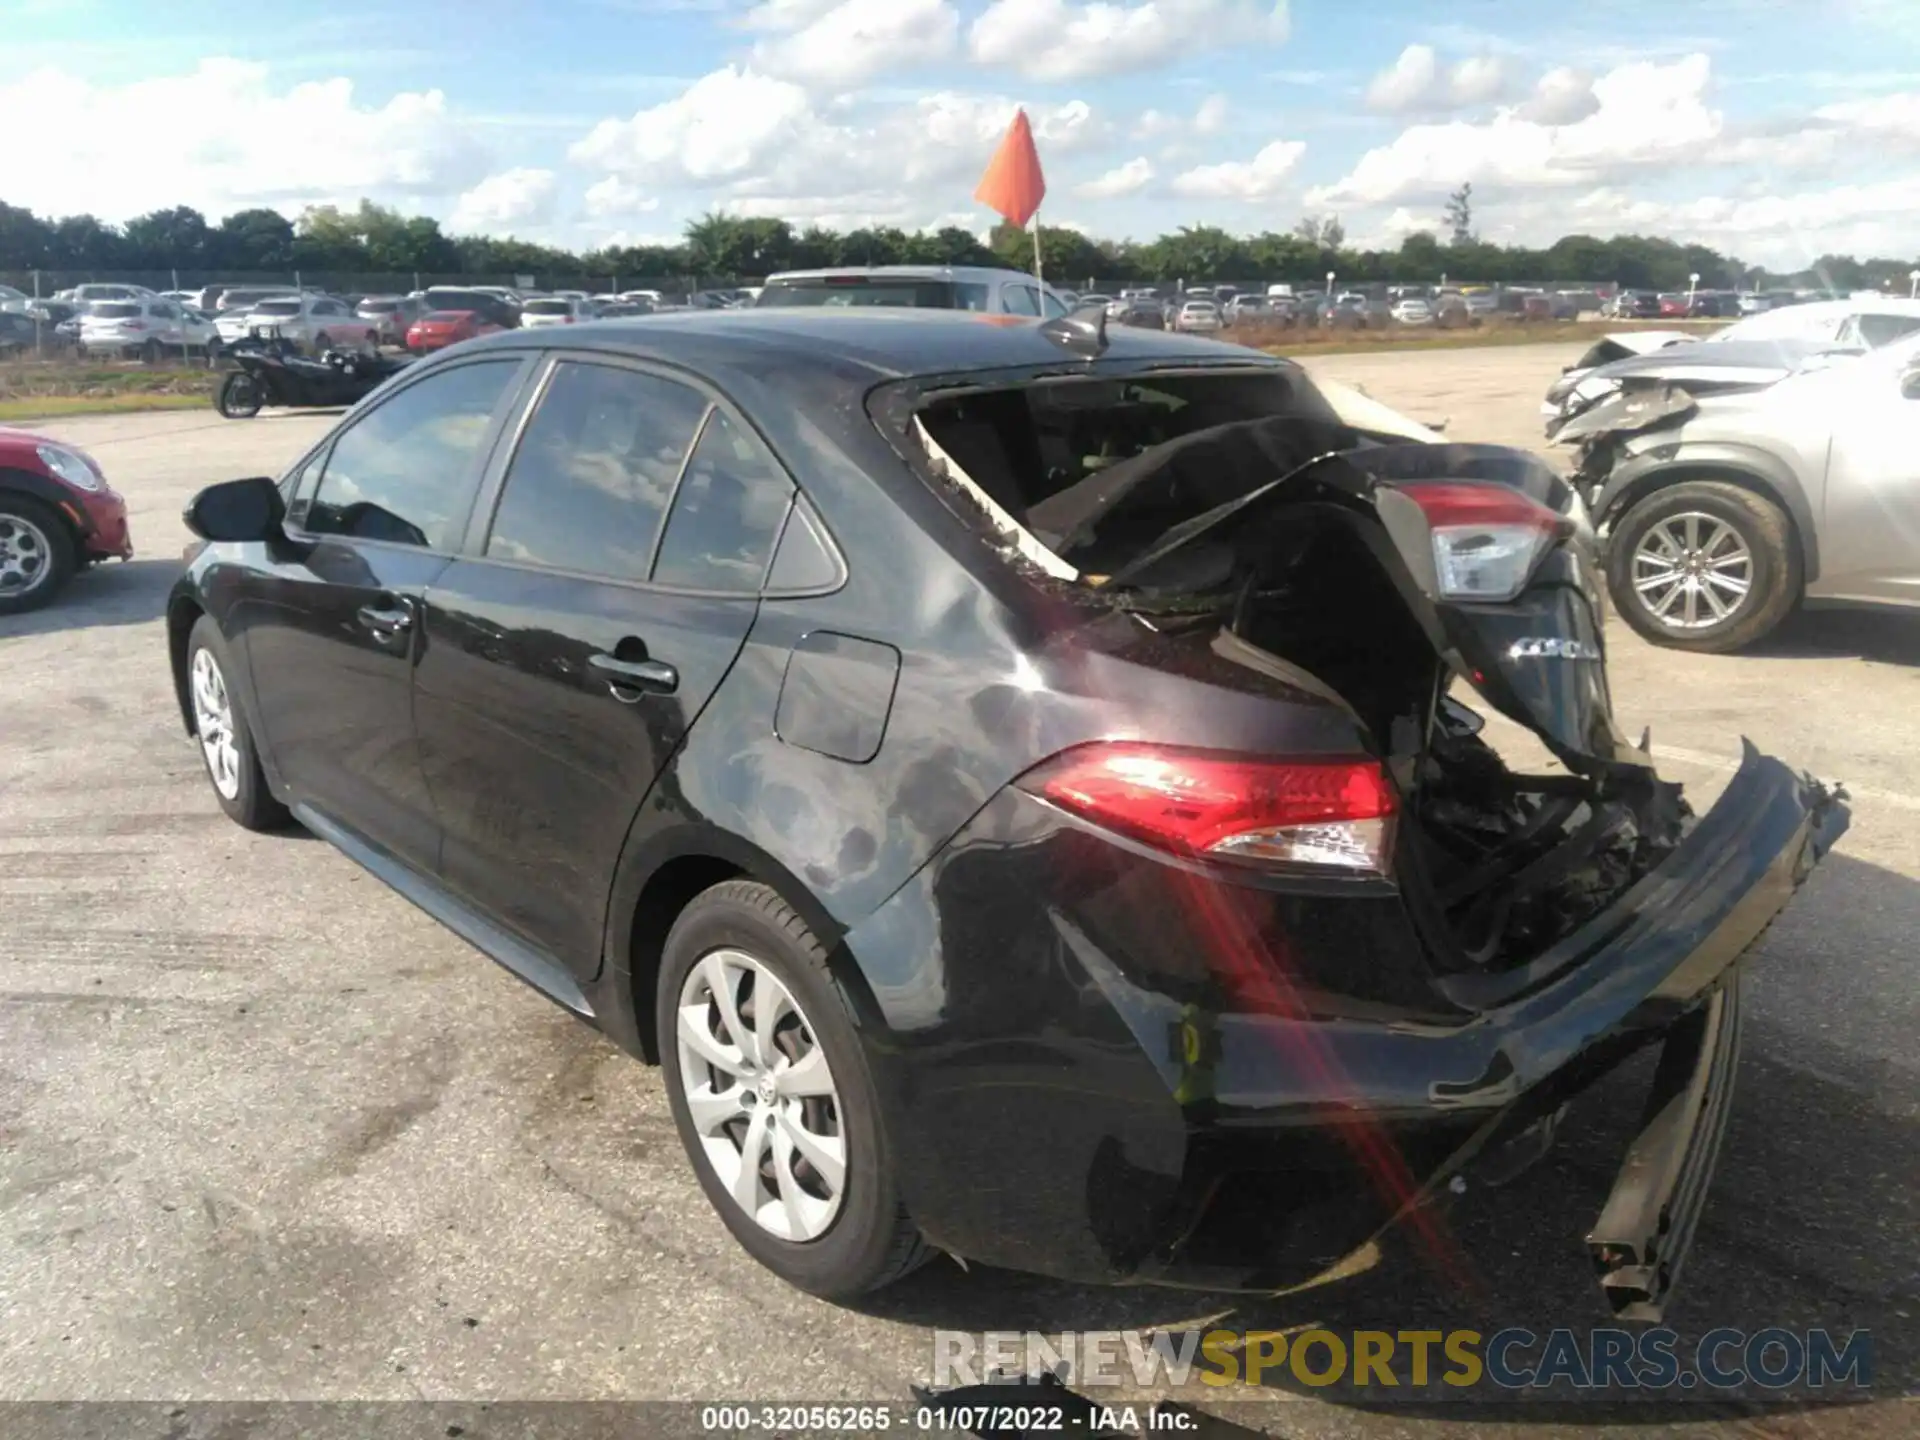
[911,369,1694,980]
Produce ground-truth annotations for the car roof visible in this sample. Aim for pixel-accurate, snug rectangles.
[457,308,1279,387]
[763,265,1046,285]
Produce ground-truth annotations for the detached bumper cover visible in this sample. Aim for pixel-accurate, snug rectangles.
[1587,975,1743,1322]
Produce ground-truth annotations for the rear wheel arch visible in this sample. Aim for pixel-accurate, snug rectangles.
[1601,459,1818,585]
[609,826,864,1064]
[167,594,206,734]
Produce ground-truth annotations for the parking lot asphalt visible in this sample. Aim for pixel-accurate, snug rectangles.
[3,343,1915,1435]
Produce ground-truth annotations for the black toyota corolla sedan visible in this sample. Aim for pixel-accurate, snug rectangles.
[166,309,1845,1316]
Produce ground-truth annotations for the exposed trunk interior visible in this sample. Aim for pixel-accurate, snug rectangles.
[914,373,1692,976]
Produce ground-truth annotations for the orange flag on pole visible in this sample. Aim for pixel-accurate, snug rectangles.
[975,108,1047,229]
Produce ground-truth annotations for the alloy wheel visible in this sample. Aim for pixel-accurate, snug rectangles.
[674,948,847,1242]
[0,512,51,596]
[1631,512,1754,630]
[190,647,242,800]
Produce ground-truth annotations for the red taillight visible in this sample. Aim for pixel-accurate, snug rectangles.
[1019,742,1397,874]
[1394,481,1568,602]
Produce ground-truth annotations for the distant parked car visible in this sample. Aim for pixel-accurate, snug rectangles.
[420,288,524,331]
[1110,298,1165,329]
[0,284,32,316]
[1224,295,1271,322]
[757,266,1071,317]
[405,309,509,352]
[221,294,378,355]
[1390,296,1434,325]
[520,296,598,328]
[1173,300,1223,334]
[67,283,158,305]
[79,298,222,361]
[356,295,425,345]
[0,427,132,614]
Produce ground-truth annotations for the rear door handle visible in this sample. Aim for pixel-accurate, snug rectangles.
[589,651,678,698]
[357,601,414,638]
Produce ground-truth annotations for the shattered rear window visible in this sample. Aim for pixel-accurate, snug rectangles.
[901,369,1355,585]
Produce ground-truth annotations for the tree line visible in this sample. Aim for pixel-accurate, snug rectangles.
[1,196,1913,294]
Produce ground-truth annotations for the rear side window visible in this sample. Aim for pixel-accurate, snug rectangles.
[485,362,708,580]
[1001,284,1041,317]
[1851,313,1920,348]
[524,300,571,315]
[93,303,142,318]
[307,360,519,549]
[651,410,794,591]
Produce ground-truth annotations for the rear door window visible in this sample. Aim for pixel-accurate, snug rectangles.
[1000,284,1041,317]
[306,360,520,549]
[483,361,709,580]
[650,410,794,591]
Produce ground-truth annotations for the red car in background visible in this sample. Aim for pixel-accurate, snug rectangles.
[405,309,506,353]
[0,426,133,613]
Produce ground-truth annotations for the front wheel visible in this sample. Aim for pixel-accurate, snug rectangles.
[186,616,290,831]
[0,495,75,614]
[217,370,264,418]
[1607,480,1800,652]
[657,881,930,1299]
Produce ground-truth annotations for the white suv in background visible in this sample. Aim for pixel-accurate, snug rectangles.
[217,294,378,353]
[519,296,597,328]
[78,298,220,360]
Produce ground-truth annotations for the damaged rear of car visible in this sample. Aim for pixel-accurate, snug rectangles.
[851,335,1845,1318]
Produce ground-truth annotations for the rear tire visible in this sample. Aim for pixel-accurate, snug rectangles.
[657,880,931,1299]
[1607,480,1799,652]
[139,339,159,364]
[0,494,75,614]
[186,616,290,831]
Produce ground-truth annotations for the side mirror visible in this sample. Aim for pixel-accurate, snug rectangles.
[183,475,285,543]
[1902,369,1920,401]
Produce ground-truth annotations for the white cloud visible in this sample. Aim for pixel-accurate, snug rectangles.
[1519,66,1600,124]
[749,0,959,90]
[572,68,1104,232]
[1078,157,1154,198]
[1536,176,1920,268]
[569,67,815,184]
[1312,53,1721,208]
[583,175,663,218]
[0,58,487,221]
[449,168,558,232]
[1365,44,1510,114]
[969,0,1290,83]
[1131,92,1230,141]
[1170,138,1304,200]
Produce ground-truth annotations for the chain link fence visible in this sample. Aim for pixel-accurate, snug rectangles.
[0,270,734,300]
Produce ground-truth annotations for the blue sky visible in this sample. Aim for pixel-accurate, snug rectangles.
[4,0,1918,264]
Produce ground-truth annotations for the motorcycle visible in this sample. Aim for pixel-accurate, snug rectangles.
[215,333,414,419]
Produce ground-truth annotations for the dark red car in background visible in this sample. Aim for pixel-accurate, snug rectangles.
[0,426,133,613]
[405,309,507,353]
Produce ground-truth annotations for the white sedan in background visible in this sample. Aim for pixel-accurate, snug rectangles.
[1173,300,1223,333]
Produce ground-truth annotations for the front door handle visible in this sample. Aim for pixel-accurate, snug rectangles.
[589,651,678,699]
[357,601,414,638]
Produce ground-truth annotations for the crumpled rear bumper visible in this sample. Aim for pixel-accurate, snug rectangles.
[849,742,1846,1299]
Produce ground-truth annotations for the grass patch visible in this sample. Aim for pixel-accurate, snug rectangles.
[0,355,219,421]
[0,392,213,422]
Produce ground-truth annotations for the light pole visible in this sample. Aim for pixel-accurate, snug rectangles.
[1909,269,1918,299]
[1687,271,1699,309]
[1325,270,1335,296]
